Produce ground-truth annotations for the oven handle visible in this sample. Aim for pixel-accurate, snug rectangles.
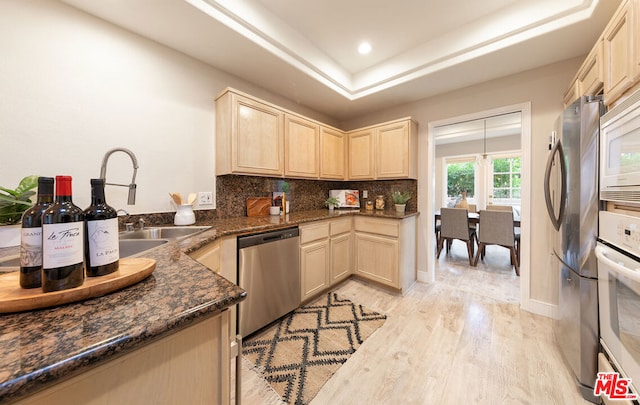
[595,245,640,282]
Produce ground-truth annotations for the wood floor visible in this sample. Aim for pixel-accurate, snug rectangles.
[240,241,591,404]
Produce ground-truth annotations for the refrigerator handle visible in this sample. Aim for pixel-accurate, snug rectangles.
[544,138,567,231]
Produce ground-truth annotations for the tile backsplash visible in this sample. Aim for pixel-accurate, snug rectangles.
[216,174,417,218]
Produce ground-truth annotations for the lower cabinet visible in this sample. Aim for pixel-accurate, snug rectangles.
[300,217,353,303]
[354,216,416,293]
[354,232,399,287]
[190,236,238,339]
[16,311,231,405]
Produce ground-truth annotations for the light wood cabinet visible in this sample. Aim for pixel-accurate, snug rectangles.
[319,126,346,180]
[215,88,418,180]
[347,118,418,180]
[329,217,353,284]
[300,218,354,302]
[16,311,231,405]
[348,128,375,180]
[577,40,605,97]
[353,216,416,293]
[634,0,640,81]
[603,0,636,105]
[189,236,238,340]
[285,114,319,178]
[563,39,603,107]
[300,222,331,302]
[216,88,284,176]
[376,119,418,179]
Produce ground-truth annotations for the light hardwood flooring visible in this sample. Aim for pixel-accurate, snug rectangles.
[240,241,591,404]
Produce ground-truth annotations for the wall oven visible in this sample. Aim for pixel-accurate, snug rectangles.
[600,88,640,204]
[596,211,640,403]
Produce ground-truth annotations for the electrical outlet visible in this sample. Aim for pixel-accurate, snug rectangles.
[363,190,368,199]
[198,191,213,206]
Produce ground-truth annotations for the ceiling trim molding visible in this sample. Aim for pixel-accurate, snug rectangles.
[188,0,600,101]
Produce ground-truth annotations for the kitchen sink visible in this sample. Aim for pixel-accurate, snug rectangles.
[119,226,211,240]
[0,256,20,269]
[118,239,168,257]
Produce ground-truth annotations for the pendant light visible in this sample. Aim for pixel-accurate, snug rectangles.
[482,119,488,160]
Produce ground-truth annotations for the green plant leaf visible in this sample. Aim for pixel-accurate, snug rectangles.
[14,175,39,195]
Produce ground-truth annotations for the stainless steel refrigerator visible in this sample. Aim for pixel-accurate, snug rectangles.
[544,95,603,403]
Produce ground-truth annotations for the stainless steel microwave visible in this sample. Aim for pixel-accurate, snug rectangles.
[600,88,640,203]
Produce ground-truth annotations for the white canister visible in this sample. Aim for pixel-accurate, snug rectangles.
[174,204,196,225]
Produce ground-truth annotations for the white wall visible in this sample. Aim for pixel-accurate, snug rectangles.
[0,0,335,214]
[341,57,583,313]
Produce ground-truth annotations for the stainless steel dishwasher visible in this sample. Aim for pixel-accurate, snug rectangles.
[237,226,300,337]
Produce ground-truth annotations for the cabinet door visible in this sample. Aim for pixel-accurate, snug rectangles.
[319,126,346,180]
[348,129,375,180]
[232,93,284,176]
[285,114,319,178]
[301,240,330,302]
[577,40,604,97]
[330,232,352,285]
[376,120,410,179]
[354,233,399,288]
[603,0,635,105]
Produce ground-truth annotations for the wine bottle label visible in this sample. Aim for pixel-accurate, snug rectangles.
[21,227,42,267]
[86,218,119,266]
[42,222,84,269]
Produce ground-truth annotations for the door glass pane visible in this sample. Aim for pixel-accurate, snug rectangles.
[446,161,475,198]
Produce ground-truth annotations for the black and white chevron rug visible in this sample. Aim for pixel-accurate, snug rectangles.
[242,292,387,405]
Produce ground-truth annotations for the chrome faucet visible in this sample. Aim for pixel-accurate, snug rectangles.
[100,148,139,205]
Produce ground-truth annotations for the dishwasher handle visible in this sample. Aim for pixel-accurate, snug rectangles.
[237,227,299,249]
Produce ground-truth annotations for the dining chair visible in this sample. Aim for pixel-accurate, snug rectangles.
[473,210,519,275]
[436,208,476,265]
[486,204,512,212]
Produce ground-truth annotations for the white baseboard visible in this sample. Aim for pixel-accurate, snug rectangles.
[521,298,558,319]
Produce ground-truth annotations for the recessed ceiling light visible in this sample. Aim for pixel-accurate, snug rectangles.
[358,42,371,55]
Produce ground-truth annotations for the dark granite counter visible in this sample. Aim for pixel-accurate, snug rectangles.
[0,208,417,403]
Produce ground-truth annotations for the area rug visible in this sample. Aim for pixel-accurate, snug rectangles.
[242,292,387,405]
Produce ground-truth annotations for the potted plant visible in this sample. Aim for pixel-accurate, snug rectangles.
[0,175,39,247]
[391,191,412,214]
[325,196,340,212]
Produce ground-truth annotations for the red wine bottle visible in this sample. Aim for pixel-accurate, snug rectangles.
[84,178,119,277]
[20,177,54,289]
[42,176,85,292]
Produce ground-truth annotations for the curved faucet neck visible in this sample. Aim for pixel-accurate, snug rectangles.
[100,148,139,205]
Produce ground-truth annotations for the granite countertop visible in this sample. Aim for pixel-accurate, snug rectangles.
[0,208,418,403]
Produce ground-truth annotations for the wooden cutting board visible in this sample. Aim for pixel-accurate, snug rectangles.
[0,257,156,313]
[246,197,272,217]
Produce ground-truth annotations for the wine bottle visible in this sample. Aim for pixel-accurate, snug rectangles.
[84,178,119,277]
[42,175,85,292]
[19,176,54,289]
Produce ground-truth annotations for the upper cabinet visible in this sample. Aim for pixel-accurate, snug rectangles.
[284,114,319,178]
[603,0,636,105]
[348,128,375,180]
[376,119,418,179]
[319,126,346,180]
[215,89,284,176]
[215,88,418,180]
[564,39,604,107]
[348,118,418,180]
[565,0,640,107]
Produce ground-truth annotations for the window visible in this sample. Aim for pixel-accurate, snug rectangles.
[492,157,521,203]
[445,159,475,206]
